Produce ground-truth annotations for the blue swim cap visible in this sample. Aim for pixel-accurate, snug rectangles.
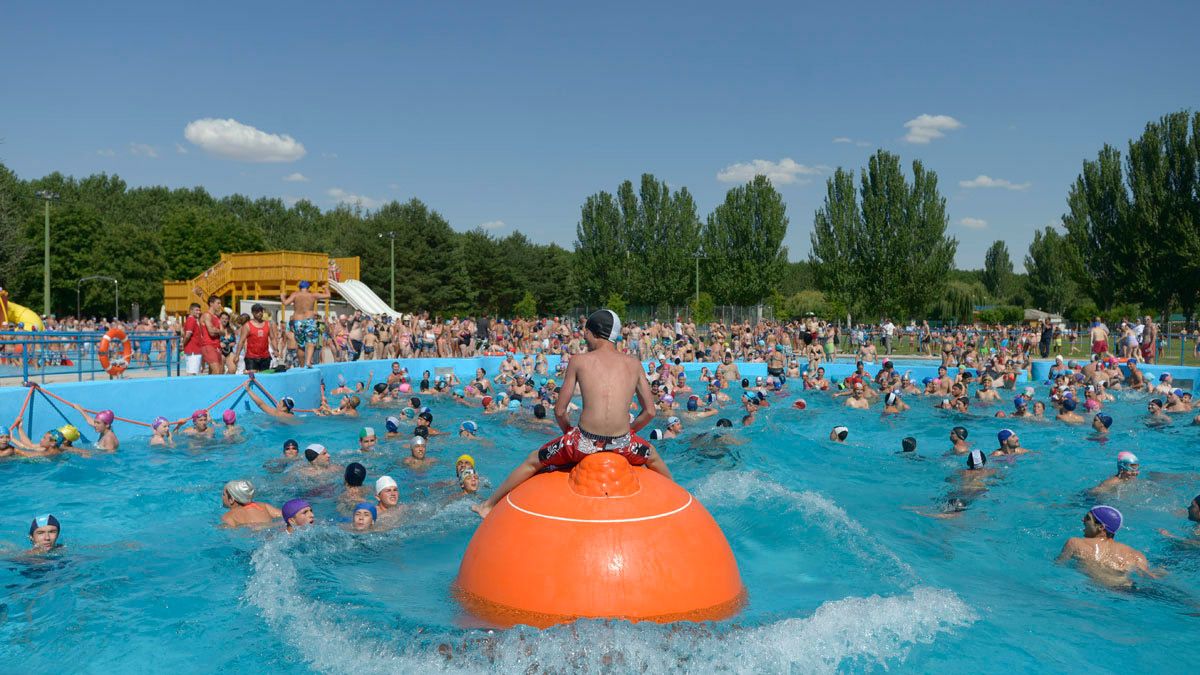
[1088,505,1122,535]
[1062,397,1077,412]
[461,420,478,433]
[1160,373,1171,382]
[686,397,698,411]
[922,377,933,385]
[401,408,415,419]
[29,514,60,536]
[454,388,465,397]
[997,428,1015,444]
[353,502,377,521]
[385,416,400,433]
[507,399,522,411]
[298,280,311,289]
[47,429,65,445]
[1013,396,1026,409]
[1095,413,1113,429]
[281,397,295,412]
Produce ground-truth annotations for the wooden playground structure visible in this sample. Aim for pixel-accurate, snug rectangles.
[162,251,360,315]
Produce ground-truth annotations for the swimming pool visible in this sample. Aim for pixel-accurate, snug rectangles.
[2,363,1198,673]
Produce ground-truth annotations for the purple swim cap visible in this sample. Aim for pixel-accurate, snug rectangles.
[1089,505,1123,536]
[152,416,169,429]
[282,499,311,522]
[95,410,115,425]
[222,409,237,425]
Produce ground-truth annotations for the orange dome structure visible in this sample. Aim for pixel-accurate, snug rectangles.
[455,452,745,628]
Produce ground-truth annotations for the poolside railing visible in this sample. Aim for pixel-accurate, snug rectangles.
[0,330,180,385]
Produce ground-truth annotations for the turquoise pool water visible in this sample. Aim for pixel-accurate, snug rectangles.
[2,378,1198,673]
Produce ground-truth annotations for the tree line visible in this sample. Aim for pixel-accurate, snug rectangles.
[1,108,1195,324]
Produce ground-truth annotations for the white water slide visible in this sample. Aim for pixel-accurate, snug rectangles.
[328,279,402,318]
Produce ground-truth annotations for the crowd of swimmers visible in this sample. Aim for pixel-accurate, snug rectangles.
[5,309,1199,590]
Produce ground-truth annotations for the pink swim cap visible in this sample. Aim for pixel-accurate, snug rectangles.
[222,409,237,424]
[398,383,412,393]
[1084,399,1100,411]
[95,410,115,425]
[191,409,208,420]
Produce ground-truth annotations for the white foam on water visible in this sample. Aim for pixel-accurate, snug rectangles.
[693,470,918,581]
[246,497,976,674]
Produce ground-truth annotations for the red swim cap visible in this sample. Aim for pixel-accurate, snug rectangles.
[793,399,807,410]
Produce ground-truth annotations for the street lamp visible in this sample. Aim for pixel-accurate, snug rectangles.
[693,247,706,307]
[77,276,119,320]
[34,190,60,317]
[378,231,397,309]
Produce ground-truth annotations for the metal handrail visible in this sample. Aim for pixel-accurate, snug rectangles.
[0,330,180,385]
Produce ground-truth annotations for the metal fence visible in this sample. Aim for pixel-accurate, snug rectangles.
[0,331,180,385]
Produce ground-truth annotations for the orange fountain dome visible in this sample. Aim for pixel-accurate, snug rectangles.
[455,452,745,628]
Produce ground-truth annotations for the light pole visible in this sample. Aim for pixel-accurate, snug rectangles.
[378,231,397,309]
[693,247,706,307]
[77,276,119,320]
[35,190,60,317]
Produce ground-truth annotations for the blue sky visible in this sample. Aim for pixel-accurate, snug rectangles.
[3,1,1197,269]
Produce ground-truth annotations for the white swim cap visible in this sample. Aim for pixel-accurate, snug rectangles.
[375,476,397,494]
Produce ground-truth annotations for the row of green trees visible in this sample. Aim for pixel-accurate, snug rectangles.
[1,108,1194,323]
[0,165,575,318]
[572,174,788,306]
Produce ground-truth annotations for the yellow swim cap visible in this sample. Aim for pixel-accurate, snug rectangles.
[58,424,81,443]
[456,454,475,467]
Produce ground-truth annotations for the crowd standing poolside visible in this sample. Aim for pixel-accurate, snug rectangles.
[5,308,1200,591]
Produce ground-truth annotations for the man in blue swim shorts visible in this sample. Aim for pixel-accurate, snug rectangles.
[281,280,330,368]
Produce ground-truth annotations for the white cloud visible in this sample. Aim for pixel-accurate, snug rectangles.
[716,157,822,185]
[328,187,382,209]
[283,172,309,182]
[833,137,852,144]
[175,143,188,154]
[958,217,988,230]
[96,149,115,157]
[903,114,963,144]
[129,143,158,158]
[480,220,506,230]
[184,118,306,162]
[958,174,1031,191]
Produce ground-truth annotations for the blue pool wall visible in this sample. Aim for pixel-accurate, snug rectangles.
[1,356,1191,440]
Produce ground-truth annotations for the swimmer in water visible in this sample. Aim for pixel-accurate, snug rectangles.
[404,436,435,469]
[243,382,298,421]
[456,454,476,477]
[281,499,315,532]
[1056,397,1084,424]
[900,436,918,455]
[949,426,971,455]
[882,391,909,414]
[357,426,377,453]
[459,421,479,439]
[148,417,174,447]
[282,439,300,460]
[220,409,242,441]
[370,382,393,405]
[374,476,403,524]
[351,502,377,531]
[1089,413,1113,441]
[829,425,849,443]
[844,382,871,410]
[416,410,443,436]
[991,428,1030,457]
[1090,451,1140,495]
[1158,494,1200,545]
[384,416,404,440]
[0,429,14,458]
[27,514,62,553]
[1057,505,1161,586]
[10,420,67,457]
[1146,398,1171,426]
[69,405,119,451]
[297,444,342,477]
[339,462,369,512]
[180,409,216,438]
[220,479,281,527]
[458,467,481,497]
[921,450,993,519]
[663,416,684,439]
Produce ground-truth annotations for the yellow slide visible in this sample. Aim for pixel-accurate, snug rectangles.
[0,290,45,330]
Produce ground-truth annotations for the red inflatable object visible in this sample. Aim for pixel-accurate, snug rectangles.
[455,452,745,628]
